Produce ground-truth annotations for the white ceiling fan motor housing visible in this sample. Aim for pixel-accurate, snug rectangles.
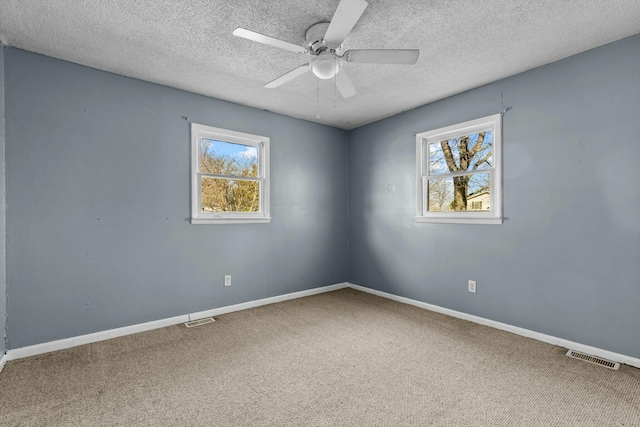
[306,22,331,52]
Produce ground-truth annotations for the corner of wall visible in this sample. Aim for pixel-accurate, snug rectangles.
[1,42,7,356]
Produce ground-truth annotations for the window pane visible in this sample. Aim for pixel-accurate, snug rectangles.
[428,130,492,176]
[201,177,260,213]
[427,172,490,212]
[427,141,450,175]
[199,138,258,177]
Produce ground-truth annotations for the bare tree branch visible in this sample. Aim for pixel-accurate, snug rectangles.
[459,136,470,171]
[472,150,492,170]
[440,140,458,172]
[468,131,486,158]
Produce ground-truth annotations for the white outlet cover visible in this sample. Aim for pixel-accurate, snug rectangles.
[468,280,477,293]
[224,275,232,287]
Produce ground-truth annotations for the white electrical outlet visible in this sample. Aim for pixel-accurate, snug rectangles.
[468,280,477,293]
[224,275,232,287]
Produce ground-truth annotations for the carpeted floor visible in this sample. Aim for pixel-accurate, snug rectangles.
[1,288,639,426]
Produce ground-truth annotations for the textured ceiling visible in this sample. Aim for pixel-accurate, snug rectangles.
[1,0,639,130]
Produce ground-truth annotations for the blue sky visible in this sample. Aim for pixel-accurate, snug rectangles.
[202,138,257,160]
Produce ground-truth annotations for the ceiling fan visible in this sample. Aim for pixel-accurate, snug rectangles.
[233,0,419,99]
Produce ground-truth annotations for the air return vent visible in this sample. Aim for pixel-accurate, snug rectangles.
[184,317,215,328]
[566,350,620,370]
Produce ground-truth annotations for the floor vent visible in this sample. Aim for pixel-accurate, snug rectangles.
[184,317,215,328]
[566,350,620,370]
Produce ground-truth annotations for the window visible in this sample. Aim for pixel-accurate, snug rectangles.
[191,123,270,224]
[416,114,502,224]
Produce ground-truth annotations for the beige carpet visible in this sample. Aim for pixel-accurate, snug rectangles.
[1,288,639,426]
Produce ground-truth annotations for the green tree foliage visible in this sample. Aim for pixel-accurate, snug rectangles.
[200,140,260,213]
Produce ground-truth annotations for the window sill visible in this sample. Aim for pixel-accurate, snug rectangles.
[191,217,271,225]
[416,217,502,225]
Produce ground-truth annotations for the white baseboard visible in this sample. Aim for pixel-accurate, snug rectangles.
[5,281,638,370]
[5,282,349,362]
[186,282,348,322]
[0,353,7,373]
[348,283,640,369]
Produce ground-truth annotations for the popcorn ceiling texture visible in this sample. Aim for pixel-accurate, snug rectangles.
[0,0,639,129]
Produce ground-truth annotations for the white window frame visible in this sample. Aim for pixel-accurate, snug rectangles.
[416,114,502,225]
[191,123,270,224]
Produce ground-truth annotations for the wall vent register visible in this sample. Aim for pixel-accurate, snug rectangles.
[566,349,620,370]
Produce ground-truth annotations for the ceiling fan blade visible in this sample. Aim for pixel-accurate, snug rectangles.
[336,70,357,99]
[264,64,310,88]
[343,49,420,65]
[323,0,369,48]
[233,28,308,54]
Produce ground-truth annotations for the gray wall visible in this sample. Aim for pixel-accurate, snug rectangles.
[0,45,6,356]
[348,34,640,358]
[4,48,349,349]
[3,35,639,358]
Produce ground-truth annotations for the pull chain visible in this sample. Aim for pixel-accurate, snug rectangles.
[334,57,337,110]
[316,78,320,119]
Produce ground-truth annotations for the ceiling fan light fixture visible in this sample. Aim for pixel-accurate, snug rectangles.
[310,52,342,79]
[234,0,419,98]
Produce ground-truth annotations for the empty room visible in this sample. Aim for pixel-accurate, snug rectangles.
[0,0,639,425]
